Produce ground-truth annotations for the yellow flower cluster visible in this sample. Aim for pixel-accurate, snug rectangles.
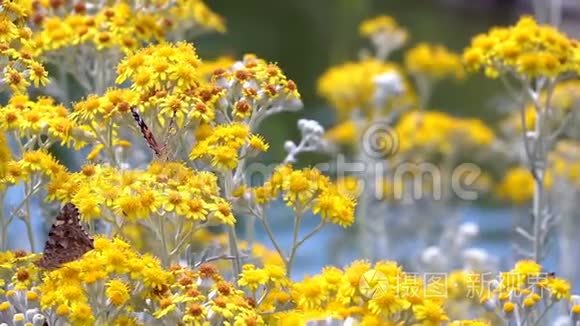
[32,0,224,55]
[57,161,229,223]
[405,43,465,80]
[359,15,406,39]
[117,42,201,94]
[0,151,237,262]
[274,260,451,325]
[0,239,270,325]
[207,53,302,122]
[237,263,292,314]
[0,95,89,149]
[323,120,357,145]
[71,88,137,133]
[1,245,578,325]
[190,123,268,170]
[463,16,580,78]
[359,15,408,56]
[394,110,495,156]
[492,260,571,314]
[1,150,65,185]
[0,0,49,93]
[118,47,300,124]
[65,44,298,165]
[317,59,415,118]
[39,237,170,325]
[253,165,356,227]
[0,250,44,324]
[152,262,266,325]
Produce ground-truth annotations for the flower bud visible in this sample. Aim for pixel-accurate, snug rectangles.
[284,141,297,153]
[32,314,47,326]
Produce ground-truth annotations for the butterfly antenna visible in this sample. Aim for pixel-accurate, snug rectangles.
[130,106,164,158]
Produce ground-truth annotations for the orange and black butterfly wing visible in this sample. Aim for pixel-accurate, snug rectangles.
[36,203,94,270]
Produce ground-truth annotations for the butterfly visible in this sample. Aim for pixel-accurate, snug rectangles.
[131,106,175,159]
[130,106,166,158]
[35,203,94,270]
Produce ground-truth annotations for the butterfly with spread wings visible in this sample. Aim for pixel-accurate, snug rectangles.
[35,203,94,270]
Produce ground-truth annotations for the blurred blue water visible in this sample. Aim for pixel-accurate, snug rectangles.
[256,202,560,279]
[4,184,44,251]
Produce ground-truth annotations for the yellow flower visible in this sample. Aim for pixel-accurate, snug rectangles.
[368,290,410,316]
[313,189,356,227]
[183,302,208,325]
[293,276,327,309]
[0,301,10,312]
[405,43,464,80]
[208,200,236,225]
[360,15,405,37]
[264,264,288,287]
[248,134,269,153]
[183,198,208,221]
[238,264,268,291]
[513,260,541,276]
[546,277,571,300]
[69,302,95,326]
[106,279,131,306]
[359,15,407,54]
[324,121,357,145]
[395,110,495,156]
[72,188,103,220]
[283,170,315,206]
[113,315,141,326]
[503,301,516,314]
[412,300,449,326]
[317,59,414,117]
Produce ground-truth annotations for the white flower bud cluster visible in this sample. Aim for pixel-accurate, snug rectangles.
[373,71,404,109]
[283,119,327,163]
[0,293,46,326]
[420,246,446,272]
[420,221,496,273]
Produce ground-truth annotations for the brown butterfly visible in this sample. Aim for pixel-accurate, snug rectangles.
[130,106,165,158]
[35,203,94,270]
[130,106,177,160]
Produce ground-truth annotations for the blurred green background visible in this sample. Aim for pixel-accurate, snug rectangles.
[197,0,522,162]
